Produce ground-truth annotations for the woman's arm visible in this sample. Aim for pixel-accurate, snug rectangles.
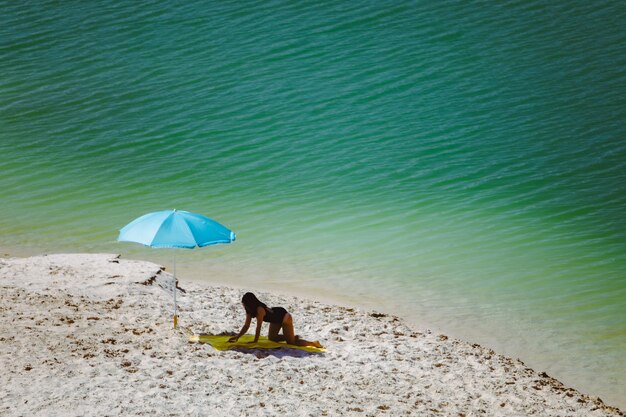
[251,306,266,343]
[228,314,252,342]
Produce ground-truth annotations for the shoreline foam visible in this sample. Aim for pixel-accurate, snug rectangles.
[1,254,623,416]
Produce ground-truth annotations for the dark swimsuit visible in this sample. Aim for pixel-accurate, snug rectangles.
[262,306,288,324]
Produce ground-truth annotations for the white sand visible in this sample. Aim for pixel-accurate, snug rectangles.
[0,253,623,417]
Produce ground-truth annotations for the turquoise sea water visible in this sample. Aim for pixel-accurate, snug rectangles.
[1,0,625,407]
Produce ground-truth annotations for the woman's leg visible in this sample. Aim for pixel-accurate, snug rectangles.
[281,313,323,348]
[268,322,286,342]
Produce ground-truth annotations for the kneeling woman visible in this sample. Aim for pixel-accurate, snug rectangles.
[228,292,323,348]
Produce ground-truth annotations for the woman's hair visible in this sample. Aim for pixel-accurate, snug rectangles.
[242,292,268,316]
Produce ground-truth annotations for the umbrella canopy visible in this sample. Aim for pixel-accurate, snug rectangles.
[118,209,235,248]
[117,209,235,328]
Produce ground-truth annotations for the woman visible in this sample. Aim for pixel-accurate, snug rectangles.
[228,292,323,348]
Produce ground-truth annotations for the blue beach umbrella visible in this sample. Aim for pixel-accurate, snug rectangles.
[118,209,236,328]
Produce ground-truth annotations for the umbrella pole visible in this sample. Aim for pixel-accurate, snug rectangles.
[173,253,178,329]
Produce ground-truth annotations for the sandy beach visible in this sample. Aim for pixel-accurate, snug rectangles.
[0,253,623,417]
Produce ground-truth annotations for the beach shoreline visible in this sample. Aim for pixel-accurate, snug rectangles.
[1,253,623,416]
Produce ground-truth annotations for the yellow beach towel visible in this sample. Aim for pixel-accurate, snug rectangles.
[189,334,325,353]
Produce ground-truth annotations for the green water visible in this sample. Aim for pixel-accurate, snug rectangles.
[1,0,625,407]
